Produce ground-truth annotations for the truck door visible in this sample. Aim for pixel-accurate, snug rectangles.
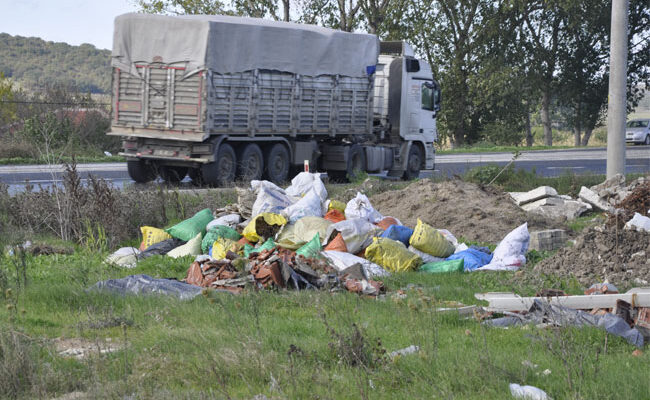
[413,78,439,142]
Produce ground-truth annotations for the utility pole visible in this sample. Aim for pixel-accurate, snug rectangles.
[606,0,628,179]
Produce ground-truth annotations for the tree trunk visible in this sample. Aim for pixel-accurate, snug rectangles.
[525,108,533,147]
[282,0,290,21]
[581,128,593,146]
[541,91,552,146]
[573,126,581,146]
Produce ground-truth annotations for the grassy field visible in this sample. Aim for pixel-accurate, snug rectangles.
[1,171,648,399]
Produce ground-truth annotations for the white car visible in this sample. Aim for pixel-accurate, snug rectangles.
[625,119,650,145]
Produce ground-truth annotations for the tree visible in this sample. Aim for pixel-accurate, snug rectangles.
[0,72,17,130]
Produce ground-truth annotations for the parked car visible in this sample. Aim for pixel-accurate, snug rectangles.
[625,119,650,145]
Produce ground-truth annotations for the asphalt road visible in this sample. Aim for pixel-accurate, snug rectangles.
[1,146,648,194]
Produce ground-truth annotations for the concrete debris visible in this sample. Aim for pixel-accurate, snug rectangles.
[578,186,615,213]
[510,186,558,206]
[510,186,591,220]
[529,229,567,252]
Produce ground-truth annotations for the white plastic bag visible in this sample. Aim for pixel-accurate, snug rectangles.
[625,212,650,232]
[478,223,529,271]
[509,383,550,400]
[438,229,458,247]
[105,247,140,268]
[285,172,328,203]
[282,189,323,223]
[344,192,383,223]
[325,218,383,254]
[321,250,390,278]
[408,245,445,264]
[251,180,294,217]
[206,214,241,230]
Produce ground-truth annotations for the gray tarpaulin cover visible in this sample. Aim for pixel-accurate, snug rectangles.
[90,274,203,300]
[112,13,379,78]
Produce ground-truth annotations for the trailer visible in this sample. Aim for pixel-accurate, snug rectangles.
[109,13,441,185]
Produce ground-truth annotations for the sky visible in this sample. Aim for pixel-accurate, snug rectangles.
[0,0,140,50]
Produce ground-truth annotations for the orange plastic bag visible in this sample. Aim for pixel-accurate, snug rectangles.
[324,209,346,224]
[376,217,400,231]
[324,233,348,252]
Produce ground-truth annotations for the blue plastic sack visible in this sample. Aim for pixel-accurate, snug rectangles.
[380,225,413,246]
[446,248,493,272]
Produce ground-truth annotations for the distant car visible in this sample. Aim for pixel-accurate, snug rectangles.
[625,119,650,145]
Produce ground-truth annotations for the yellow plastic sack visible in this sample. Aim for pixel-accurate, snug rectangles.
[242,213,287,243]
[210,238,237,260]
[140,226,172,250]
[365,237,422,273]
[167,233,202,259]
[328,199,346,213]
[275,216,333,250]
[409,219,455,258]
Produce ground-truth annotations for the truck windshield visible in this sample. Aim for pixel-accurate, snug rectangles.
[421,83,434,111]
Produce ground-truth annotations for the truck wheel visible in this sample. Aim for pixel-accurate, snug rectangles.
[264,143,290,184]
[201,143,237,187]
[127,160,156,183]
[159,166,188,183]
[328,144,366,183]
[402,144,422,180]
[236,143,264,181]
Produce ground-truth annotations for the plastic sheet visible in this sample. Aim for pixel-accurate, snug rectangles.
[89,274,204,300]
[167,233,203,259]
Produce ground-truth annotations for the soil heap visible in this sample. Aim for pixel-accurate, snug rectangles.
[370,179,559,244]
[533,227,650,288]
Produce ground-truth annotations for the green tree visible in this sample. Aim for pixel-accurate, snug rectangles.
[0,72,17,129]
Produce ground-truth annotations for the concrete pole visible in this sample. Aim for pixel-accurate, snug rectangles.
[606,0,628,179]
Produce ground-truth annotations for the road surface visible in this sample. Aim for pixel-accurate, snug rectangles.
[1,146,648,194]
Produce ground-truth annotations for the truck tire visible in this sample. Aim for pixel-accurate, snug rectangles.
[159,166,188,183]
[402,144,422,180]
[236,143,264,181]
[264,143,290,184]
[201,143,237,187]
[328,144,366,183]
[127,160,156,183]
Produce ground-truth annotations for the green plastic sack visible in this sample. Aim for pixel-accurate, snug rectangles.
[365,237,422,273]
[295,234,322,259]
[166,208,213,241]
[275,216,332,250]
[244,238,276,257]
[409,219,455,258]
[419,259,464,274]
[202,225,241,253]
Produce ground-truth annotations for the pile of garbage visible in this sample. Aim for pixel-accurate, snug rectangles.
[103,173,533,297]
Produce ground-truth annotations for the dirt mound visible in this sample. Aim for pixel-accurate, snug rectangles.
[370,179,559,244]
[533,228,650,288]
[607,181,650,228]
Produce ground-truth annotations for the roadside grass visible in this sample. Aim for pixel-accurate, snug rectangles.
[438,144,575,154]
[1,248,648,399]
[0,155,125,165]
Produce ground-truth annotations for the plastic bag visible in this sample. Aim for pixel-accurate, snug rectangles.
[365,237,422,273]
[105,247,140,268]
[325,218,383,254]
[419,259,464,274]
[242,213,287,243]
[324,233,348,252]
[375,216,401,231]
[209,237,237,260]
[244,238,276,257]
[166,208,213,241]
[202,225,241,253]
[140,226,172,251]
[625,212,650,232]
[282,189,323,223]
[251,180,294,217]
[295,234,322,259]
[324,209,346,224]
[509,384,549,400]
[380,225,413,246]
[344,192,383,223]
[478,223,529,271]
[167,233,203,259]
[408,245,445,264]
[437,229,458,247]
[275,216,332,250]
[285,172,328,203]
[328,199,346,213]
[409,219,455,258]
[321,250,390,278]
[446,248,493,271]
[206,214,241,230]
[139,238,185,259]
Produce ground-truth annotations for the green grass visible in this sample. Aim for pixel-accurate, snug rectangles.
[1,247,648,399]
[438,144,576,154]
[0,155,125,165]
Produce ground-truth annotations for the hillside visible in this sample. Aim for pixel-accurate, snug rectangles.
[0,33,111,93]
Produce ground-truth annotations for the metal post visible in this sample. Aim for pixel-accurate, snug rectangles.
[606,0,628,179]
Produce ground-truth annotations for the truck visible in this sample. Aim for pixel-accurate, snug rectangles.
[109,13,441,185]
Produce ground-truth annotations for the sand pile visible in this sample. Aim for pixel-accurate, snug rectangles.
[370,179,559,244]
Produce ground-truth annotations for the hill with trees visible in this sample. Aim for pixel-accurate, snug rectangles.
[0,33,111,94]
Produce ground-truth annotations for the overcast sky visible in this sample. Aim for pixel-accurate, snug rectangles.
[0,0,139,50]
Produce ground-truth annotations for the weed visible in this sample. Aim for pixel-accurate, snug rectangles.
[322,313,386,369]
[0,330,38,399]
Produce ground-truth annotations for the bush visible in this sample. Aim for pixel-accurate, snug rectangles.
[0,330,37,399]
